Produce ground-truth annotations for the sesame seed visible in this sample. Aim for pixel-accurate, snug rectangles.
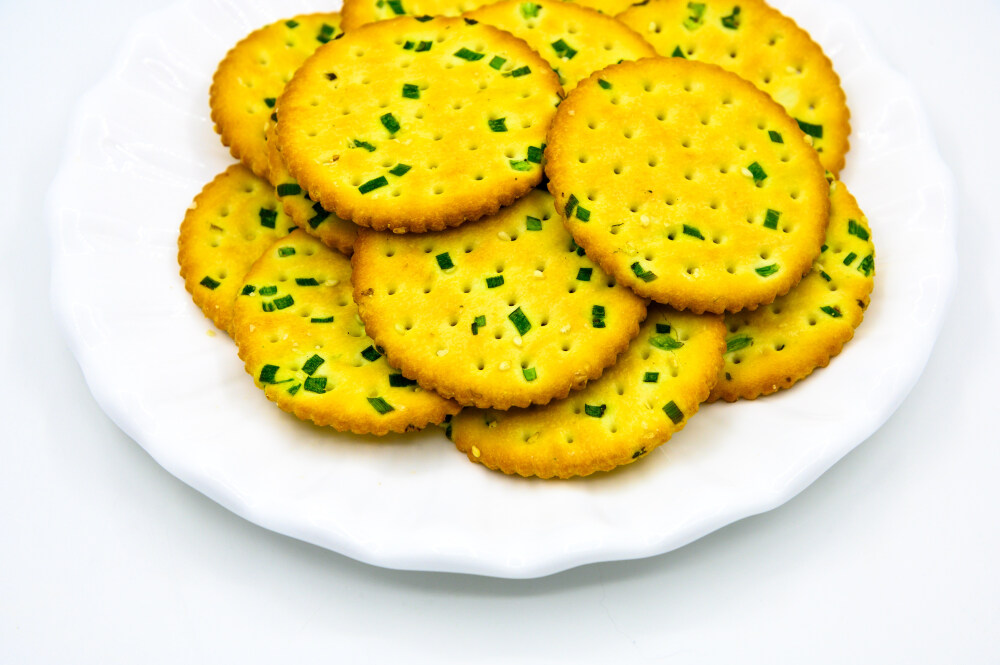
[804,135,814,146]
[471,446,481,458]
[533,269,544,279]
[437,348,448,357]
[497,231,511,241]
[513,336,522,347]
[326,279,340,286]
[741,167,752,177]
[499,361,511,371]
[395,323,405,333]
[560,324,571,333]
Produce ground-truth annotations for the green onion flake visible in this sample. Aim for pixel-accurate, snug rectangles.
[200,276,220,290]
[489,56,506,70]
[656,323,671,333]
[368,396,395,414]
[763,208,781,229]
[277,247,295,257]
[520,1,541,18]
[643,372,659,383]
[843,252,858,266]
[454,47,485,61]
[508,306,531,335]
[584,404,606,418]
[273,294,294,309]
[650,334,684,350]
[295,278,319,286]
[683,2,706,30]
[259,364,280,384]
[725,334,752,353]
[631,261,658,282]
[387,0,405,14]
[576,267,592,281]
[820,305,842,318]
[671,46,686,58]
[401,83,420,99]
[797,119,824,138]
[380,113,400,134]
[522,367,537,382]
[682,224,704,239]
[663,400,684,424]
[302,354,325,375]
[527,146,544,163]
[489,118,508,132]
[436,252,454,270]
[598,79,612,89]
[352,139,376,152]
[389,163,411,177]
[471,314,486,335]
[361,345,382,362]
[304,377,327,393]
[486,275,504,288]
[721,5,741,29]
[389,374,417,387]
[259,208,277,229]
[509,160,533,171]
[592,304,606,328]
[508,66,531,77]
[526,216,542,231]
[768,130,783,143]
[858,254,874,277]
[277,183,301,196]
[848,219,870,241]
[755,264,779,277]
[747,161,767,182]
[551,39,578,60]
[358,176,388,194]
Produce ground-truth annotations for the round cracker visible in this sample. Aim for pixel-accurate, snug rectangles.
[233,230,460,435]
[178,164,296,334]
[465,0,656,91]
[568,0,644,15]
[450,306,725,478]
[711,180,874,401]
[618,0,850,174]
[352,189,648,409]
[545,58,830,314]
[210,13,343,179]
[277,16,562,232]
[265,123,357,255]
[341,0,494,31]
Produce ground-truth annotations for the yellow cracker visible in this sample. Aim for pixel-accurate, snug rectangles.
[233,230,460,435]
[352,189,648,409]
[450,306,725,478]
[342,0,494,31]
[277,17,562,232]
[209,13,343,179]
[568,0,645,16]
[618,0,849,174]
[545,58,829,314]
[465,0,656,91]
[178,164,295,334]
[265,123,357,255]
[711,181,874,401]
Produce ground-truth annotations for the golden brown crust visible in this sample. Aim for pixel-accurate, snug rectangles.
[177,164,295,334]
[450,307,726,478]
[341,0,496,31]
[464,0,656,91]
[352,189,648,409]
[568,0,643,15]
[209,13,343,180]
[618,0,850,174]
[709,181,875,401]
[545,57,829,314]
[277,16,562,232]
[232,231,461,435]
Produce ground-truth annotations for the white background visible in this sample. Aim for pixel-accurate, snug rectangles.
[2,0,998,662]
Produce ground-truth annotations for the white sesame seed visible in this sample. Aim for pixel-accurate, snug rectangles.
[497,231,511,241]
[533,269,544,279]
[741,167,753,177]
[395,323,405,333]
[499,361,511,371]
[248,324,255,332]
[786,65,797,74]
[513,336,522,347]
[326,279,339,286]
[560,324,571,333]
[471,446,481,458]
[568,109,575,116]
[648,21,656,31]
[437,348,448,357]
[804,135,814,146]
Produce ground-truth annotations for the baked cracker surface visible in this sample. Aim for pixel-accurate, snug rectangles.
[450,306,725,478]
[545,58,829,314]
[233,230,460,435]
[352,189,648,409]
[342,0,495,31]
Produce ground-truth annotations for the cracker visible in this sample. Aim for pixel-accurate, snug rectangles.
[464,0,656,91]
[569,0,645,16]
[545,58,829,314]
[265,123,357,255]
[352,189,648,409]
[341,0,494,31]
[277,17,562,232]
[449,306,725,478]
[178,164,296,333]
[209,13,343,179]
[233,230,460,434]
[711,180,874,401]
[618,0,850,174]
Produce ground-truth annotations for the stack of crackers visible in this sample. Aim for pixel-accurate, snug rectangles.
[179,0,875,479]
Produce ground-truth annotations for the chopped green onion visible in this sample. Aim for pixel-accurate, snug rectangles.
[755,264,779,277]
[401,83,420,99]
[287,384,301,395]
[486,275,504,288]
[564,194,578,217]
[471,314,486,335]
[651,334,684,350]
[508,66,531,77]
[259,208,277,228]
[570,205,588,222]
[311,316,334,323]
[200,276,220,289]
[273,294,294,309]
[768,130,783,143]
[682,224,704,239]
[389,374,417,387]
[847,219,870,241]
[527,145,544,163]
[325,72,338,81]
[721,5,741,29]
[821,244,829,253]
[489,55,506,70]
[259,286,277,296]
[454,47,485,61]
[278,246,295,257]
[317,23,336,43]
[520,1,541,18]
[308,201,330,228]
[763,208,781,229]
[725,334,752,353]
[403,40,415,50]
[576,267,592,281]
[656,323,671,333]
[819,270,832,282]
[592,304,606,328]
[285,20,299,28]
[598,78,612,89]
[551,39,578,60]
[526,216,542,231]
[361,345,382,362]
[352,139,376,152]
[368,396,394,414]
[796,119,824,138]
[663,400,684,424]
[304,377,327,393]
[464,17,478,24]
[415,15,433,21]
[843,252,857,266]
[820,305,842,318]
[857,254,874,277]
[671,46,686,58]
[508,307,531,335]
[584,404,606,418]
[277,183,301,196]
[631,261,657,282]
[414,40,432,51]
[241,285,255,296]
[259,364,280,384]
[264,97,276,109]
[302,354,325,375]
[389,163,411,177]
[522,367,537,382]
[509,160,533,171]
[295,278,319,286]
[262,302,275,312]
[387,0,405,14]
[488,118,508,132]
[570,240,586,256]
[436,252,454,270]
[747,161,767,182]
[643,372,659,383]
[380,113,400,134]
[359,176,388,194]
[683,1,706,29]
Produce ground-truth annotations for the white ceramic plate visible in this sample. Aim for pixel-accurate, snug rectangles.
[48,0,956,578]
